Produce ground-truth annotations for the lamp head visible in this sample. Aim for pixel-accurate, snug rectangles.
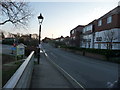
[38,13,44,24]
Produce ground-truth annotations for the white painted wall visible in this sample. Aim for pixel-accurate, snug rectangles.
[80,28,120,50]
[94,28,120,49]
[81,34,93,48]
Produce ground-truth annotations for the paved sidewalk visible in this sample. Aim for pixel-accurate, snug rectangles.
[30,51,73,88]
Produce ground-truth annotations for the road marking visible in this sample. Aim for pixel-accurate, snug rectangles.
[40,50,43,53]
[42,49,46,53]
[45,53,48,57]
[43,49,85,90]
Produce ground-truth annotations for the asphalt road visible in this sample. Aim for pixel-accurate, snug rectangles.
[42,43,119,88]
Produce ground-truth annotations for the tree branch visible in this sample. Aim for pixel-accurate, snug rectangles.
[0,19,11,25]
[0,0,32,28]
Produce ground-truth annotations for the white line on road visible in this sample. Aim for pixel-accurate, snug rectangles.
[43,49,85,90]
[45,53,48,57]
[42,49,48,57]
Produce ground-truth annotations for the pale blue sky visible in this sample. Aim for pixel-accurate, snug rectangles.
[1,1,119,39]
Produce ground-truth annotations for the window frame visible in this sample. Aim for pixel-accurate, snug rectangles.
[98,20,102,26]
[107,16,112,24]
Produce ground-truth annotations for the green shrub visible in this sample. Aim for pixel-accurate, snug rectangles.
[61,46,120,57]
[2,39,14,45]
[53,41,66,48]
[25,46,37,57]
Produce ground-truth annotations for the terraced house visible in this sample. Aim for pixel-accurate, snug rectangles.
[94,6,120,50]
[70,25,84,47]
[81,20,96,48]
[80,6,120,50]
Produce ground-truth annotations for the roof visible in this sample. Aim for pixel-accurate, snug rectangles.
[85,20,97,26]
[70,25,85,32]
[98,6,120,20]
[17,43,27,47]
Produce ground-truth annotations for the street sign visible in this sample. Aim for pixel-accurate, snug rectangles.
[11,47,16,50]
[16,44,25,56]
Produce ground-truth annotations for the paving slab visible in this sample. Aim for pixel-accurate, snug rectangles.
[30,51,73,88]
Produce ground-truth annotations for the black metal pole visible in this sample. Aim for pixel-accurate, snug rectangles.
[38,24,41,64]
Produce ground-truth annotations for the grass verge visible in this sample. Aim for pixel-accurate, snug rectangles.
[2,54,23,87]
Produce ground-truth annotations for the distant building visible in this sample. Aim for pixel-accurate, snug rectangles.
[2,38,17,45]
[70,25,84,47]
[63,36,70,46]
[21,34,31,41]
[42,37,51,43]
[55,36,64,42]
[31,34,38,39]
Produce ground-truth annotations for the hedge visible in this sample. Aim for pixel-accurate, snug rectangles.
[61,46,120,57]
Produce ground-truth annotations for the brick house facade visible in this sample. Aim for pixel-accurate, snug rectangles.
[70,25,84,47]
[94,6,120,49]
[81,20,96,48]
[71,6,120,50]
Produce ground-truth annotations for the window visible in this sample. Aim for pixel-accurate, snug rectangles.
[83,27,86,33]
[87,39,91,42]
[87,25,92,31]
[96,37,102,41]
[107,16,112,24]
[71,30,74,34]
[98,20,102,26]
[83,25,93,33]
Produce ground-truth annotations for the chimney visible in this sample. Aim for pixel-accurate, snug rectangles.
[118,1,120,6]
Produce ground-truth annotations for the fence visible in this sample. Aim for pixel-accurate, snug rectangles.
[3,51,34,88]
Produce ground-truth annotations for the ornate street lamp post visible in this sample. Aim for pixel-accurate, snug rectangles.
[37,13,44,64]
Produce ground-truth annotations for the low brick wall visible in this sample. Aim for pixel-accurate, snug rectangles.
[61,47,120,64]
[62,48,107,60]
[62,48,74,52]
[85,52,106,60]
[75,51,83,56]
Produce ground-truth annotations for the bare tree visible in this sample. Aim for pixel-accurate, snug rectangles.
[1,32,5,38]
[104,30,117,50]
[0,0,32,27]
